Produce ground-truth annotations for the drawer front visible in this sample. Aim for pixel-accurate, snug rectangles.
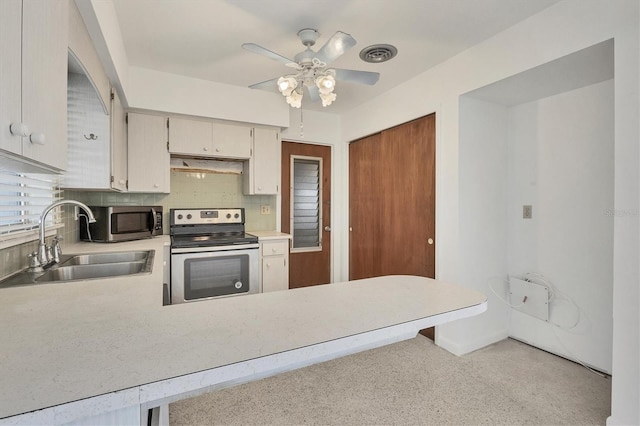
[261,240,289,257]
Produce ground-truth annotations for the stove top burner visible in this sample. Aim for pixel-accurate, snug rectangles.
[170,208,258,249]
[171,232,258,249]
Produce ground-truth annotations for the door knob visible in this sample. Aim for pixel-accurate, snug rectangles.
[324,226,331,232]
[428,238,434,245]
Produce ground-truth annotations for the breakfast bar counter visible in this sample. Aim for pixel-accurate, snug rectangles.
[0,237,486,425]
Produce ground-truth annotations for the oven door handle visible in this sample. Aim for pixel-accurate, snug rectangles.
[171,244,260,254]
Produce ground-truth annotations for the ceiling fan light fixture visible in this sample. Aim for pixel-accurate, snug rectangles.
[320,91,336,107]
[316,72,336,94]
[277,75,297,96]
[285,88,303,108]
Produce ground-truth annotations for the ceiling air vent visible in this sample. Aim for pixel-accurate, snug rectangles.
[359,44,398,63]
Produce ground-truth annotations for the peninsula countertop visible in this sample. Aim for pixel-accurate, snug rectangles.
[0,236,486,423]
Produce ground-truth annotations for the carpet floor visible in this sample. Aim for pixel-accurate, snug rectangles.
[169,336,611,425]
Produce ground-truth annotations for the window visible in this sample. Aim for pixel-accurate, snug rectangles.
[290,156,322,251]
[0,171,62,247]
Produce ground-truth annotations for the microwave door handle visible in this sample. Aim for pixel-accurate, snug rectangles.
[151,208,158,232]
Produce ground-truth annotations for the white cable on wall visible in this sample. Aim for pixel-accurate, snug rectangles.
[489,273,608,377]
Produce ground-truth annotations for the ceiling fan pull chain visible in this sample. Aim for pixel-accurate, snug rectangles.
[300,108,304,138]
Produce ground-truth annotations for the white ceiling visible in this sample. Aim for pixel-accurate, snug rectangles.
[112,0,561,114]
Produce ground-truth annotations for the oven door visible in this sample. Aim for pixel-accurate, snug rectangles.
[170,245,259,304]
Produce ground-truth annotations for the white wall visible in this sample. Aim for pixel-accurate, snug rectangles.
[342,1,638,424]
[127,67,289,128]
[507,80,614,373]
[452,97,510,354]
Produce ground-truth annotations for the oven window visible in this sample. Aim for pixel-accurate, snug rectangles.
[111,212,150,234]
[184,255,250,300]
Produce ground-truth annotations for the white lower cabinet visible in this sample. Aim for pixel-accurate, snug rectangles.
[260,239,289,293]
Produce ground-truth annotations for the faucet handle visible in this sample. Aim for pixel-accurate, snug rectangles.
[51,235,63,263]
[28,251,43,272]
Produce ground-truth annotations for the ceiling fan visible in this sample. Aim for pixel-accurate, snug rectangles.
[242,29,380,108]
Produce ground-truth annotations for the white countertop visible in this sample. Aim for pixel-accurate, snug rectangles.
[248,230,291,240]
[0,236,486,422]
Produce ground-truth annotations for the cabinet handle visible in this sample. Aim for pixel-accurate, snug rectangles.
[9,123,29,137]
[266,263,271,268]
[215,147,221,152]
[119,179,126,185]
[29,132,45,145]
[153,184,159,188]
[203,147,208,151]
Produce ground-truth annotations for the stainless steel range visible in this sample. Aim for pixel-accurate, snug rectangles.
[170,208,259,304]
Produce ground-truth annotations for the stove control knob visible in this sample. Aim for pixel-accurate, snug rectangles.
[234,213,239,219]
[226,213,232,219]
[177,214,183,220]
[186,214,192,220]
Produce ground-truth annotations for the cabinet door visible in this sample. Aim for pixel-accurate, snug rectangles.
[253,128,280,194]
[168,117,213,156]
[127,113,170,193]
[110,90,127,191]
[21,0,68,170]
[262,257,288,292]
[212,123,252,159]
[261,240,289,293]
[0,0,22,156]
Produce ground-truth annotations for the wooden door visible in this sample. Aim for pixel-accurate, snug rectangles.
[282,142,331,288]
[350,115,436,336]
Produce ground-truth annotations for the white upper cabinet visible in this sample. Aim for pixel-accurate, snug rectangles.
[0,0,68,172]
[127,112,170,193]
[168,117,213,156]
[168,117,251,160]
[212,122,252,159]
[110,90,128,191]
[243,127,280,195]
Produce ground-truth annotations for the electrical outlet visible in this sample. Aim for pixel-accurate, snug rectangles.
[523,205,533,219]
[260,205,271,215]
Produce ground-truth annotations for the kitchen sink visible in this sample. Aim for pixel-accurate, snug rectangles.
[0,250,154,288]
[36,262,147,282]
[61,251,150,265]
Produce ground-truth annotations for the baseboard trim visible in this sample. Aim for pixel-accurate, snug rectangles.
[437,328,509,356]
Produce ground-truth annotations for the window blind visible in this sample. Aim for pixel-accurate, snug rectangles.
[291,158,321,249]
[0,171,62,239]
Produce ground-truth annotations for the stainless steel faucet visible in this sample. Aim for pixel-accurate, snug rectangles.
[33,200,96,269]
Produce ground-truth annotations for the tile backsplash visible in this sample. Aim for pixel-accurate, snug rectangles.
[1,170,276,278]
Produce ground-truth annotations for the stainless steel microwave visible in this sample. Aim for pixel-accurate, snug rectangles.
[79,206,163,242]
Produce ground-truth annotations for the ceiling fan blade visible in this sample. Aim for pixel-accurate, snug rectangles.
[242,43,296,66]
[314,31,356,65]
[306,85,320,102]
[334,68,380,85]
[249,77,279,92]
